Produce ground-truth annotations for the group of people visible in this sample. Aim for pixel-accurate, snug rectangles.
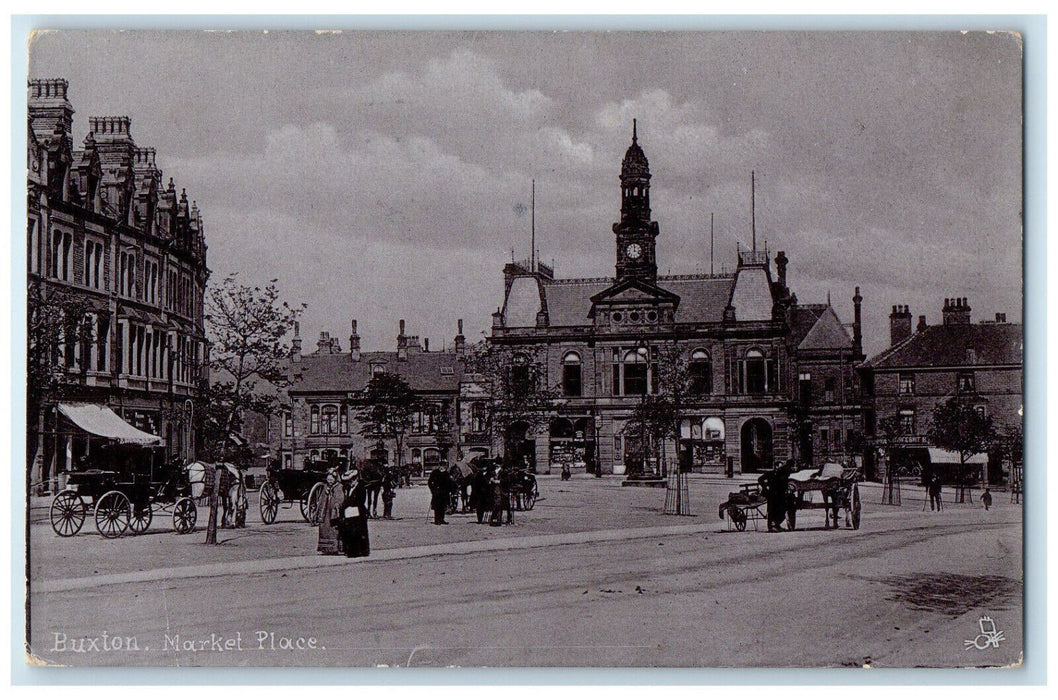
[428,459,522,527]
[317,466,371,558]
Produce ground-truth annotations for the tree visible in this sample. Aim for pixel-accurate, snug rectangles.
[463,340,557,461]
[26,279,93,493]
[203,274,303,461]
[356,371,420,475]
[622,393,678,477]
[927,397,995,483]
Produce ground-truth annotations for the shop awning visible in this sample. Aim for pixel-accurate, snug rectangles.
[58,403,162,445]
[927,447,987,465]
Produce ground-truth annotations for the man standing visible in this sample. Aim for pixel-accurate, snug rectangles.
[472,461,492,524]
[928,472,944,511]
[427,464,454,525]
[762,460,793,532]
[381,467,397,519]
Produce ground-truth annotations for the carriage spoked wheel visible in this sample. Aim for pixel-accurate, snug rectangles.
[128,503,153,535]
[730,507,747,532]
[259,481,280,525]
[94,490,131,539]
[523,485,539,511]
[50,490,87,537]
[303,482,326,525]
[173,497,197,534]
[849,483,862,530]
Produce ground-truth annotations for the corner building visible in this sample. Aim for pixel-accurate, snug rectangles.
[27,79,209,492]
[490,126,865,475]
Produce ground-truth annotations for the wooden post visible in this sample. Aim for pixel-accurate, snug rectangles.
[205,463,220,545]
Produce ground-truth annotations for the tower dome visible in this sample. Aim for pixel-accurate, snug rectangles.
[620,119,650,180]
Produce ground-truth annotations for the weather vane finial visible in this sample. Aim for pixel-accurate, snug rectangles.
[633,118,638,143]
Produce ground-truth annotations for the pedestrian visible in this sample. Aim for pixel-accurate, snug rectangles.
[317,469,345,555]
[982,487,993,511]
[761,460,793,532]
[490,463,513,526]
[336,467,370,558]
[561,462,571,481]
[381,467,397,519]
[928,473,943,511]
[427,463,454,524]
[472,461,492,524]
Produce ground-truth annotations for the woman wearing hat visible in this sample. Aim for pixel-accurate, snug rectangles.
[317,468,346,555]
[336,465,371,557]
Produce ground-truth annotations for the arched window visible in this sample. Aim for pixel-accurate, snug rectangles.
[622,349,649,396]
[321,405,339,434]
[689,349,712,394]
[310,405,320,434]
[562,351,582,397]
[736,348,776,395]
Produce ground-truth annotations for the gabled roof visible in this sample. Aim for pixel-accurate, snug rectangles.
[798,306,854,351]
[290,350,466,395]
[862,322,1023,370]
[588,277,681,314]
[788,304,827,346]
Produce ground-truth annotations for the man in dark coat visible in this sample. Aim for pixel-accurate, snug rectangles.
[490,463,513,526]
[471,461,492,524]
[427,464,455,525]
[762,460,794,532]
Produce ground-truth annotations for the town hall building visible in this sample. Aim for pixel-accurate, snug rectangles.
[488,124,865,475]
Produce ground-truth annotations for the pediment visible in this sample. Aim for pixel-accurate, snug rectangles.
[588,278,680,318]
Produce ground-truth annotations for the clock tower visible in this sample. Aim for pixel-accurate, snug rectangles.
[613,120,660,282]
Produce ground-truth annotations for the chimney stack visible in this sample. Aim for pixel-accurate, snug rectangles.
[942,297,971,326]
[996,312,1006,323]
[349,319,360,361]
[775,251,789,287]
[424,338,430,352]
[852,286,863,354]
[317,331,333,354]
[291,321,302,363]
[889,305,912,347]
[454,319,466,357]
[397,319,408,361]
[917,315,927,332]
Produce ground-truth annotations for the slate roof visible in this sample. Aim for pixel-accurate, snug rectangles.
[529,274,736,327]
[798,306,854,351]
[788,305,827,347]
[290,350,466,394]
[861,322,1023,370]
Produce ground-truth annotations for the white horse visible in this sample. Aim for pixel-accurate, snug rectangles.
[187,461,247,528]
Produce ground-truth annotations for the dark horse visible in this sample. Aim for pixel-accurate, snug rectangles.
[360,460,386,518]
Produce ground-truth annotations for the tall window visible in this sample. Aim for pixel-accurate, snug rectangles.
[611,347,656,396]
[52,229,71,281]
[899,409,915,436]
[689,349,712,395]
[824,377,836,404]
[310,405,320,434]
[562,351,582,397]
[957,371,976,393]
[283,411,293,437]
[95,315,108,371]
[339,404,349,434]
[471,402,486,433]
[798,372,812,404]
[898,373,915,395]
[510,353,532,393]
[321,405,339,434]
[735,348,776,395]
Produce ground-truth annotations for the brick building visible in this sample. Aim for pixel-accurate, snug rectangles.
[277,319,483,473]
[27,79,209,493]
[859,298,1022,483]
[488,125,865,475]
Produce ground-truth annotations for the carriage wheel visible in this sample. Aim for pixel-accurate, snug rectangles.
[50,490,87,537]
[173,497,198,534]
[260,482,280,524]
[850,484,862,530]
[730,507,747,532]
[94,490,131,539]
[524,486,538,511]
[128,503,153,535]
[303,482,326,525]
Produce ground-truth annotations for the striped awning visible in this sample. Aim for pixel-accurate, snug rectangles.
[58,403,162,445]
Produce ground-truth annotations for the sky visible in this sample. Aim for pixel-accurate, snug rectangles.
[27,30,1023,357]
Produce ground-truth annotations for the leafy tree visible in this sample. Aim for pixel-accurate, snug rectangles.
[26,279,93,492]
[356,371,420,475]
[927,397,996,468]
[203,274,303,461]
[462,340,557,460]
[622,393,678,476]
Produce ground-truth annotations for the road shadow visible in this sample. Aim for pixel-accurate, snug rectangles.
[879,572,1021,618]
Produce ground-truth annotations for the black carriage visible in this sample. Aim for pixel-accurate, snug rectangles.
[50,445,198,538]
[258,462,329,525]
[719,463,862,532]
[509,468,539,511]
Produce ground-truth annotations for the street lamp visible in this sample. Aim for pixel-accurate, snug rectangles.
[184,398,194,463]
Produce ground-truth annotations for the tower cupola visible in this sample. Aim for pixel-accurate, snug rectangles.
[613,120,660,282]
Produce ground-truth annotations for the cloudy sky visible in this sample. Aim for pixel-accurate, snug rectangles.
[28,30,1022,357]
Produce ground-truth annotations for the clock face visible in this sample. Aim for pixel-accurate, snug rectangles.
[626,243,643,260]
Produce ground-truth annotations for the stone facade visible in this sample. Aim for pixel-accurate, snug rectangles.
[489,126,865,475]
[27,78,209,493]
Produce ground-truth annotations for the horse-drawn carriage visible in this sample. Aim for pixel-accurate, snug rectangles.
[719,463,862,531]
[508,468,539,511]
[50,448,199,538]
[258,462,329,525]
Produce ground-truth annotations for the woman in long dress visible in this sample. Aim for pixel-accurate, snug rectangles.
[338,468,370,558]
[317,469,345,555]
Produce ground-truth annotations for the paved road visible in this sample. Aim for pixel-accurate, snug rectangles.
[27,479,1022,669]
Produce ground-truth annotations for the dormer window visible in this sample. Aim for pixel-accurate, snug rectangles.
[371,363,385,376]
